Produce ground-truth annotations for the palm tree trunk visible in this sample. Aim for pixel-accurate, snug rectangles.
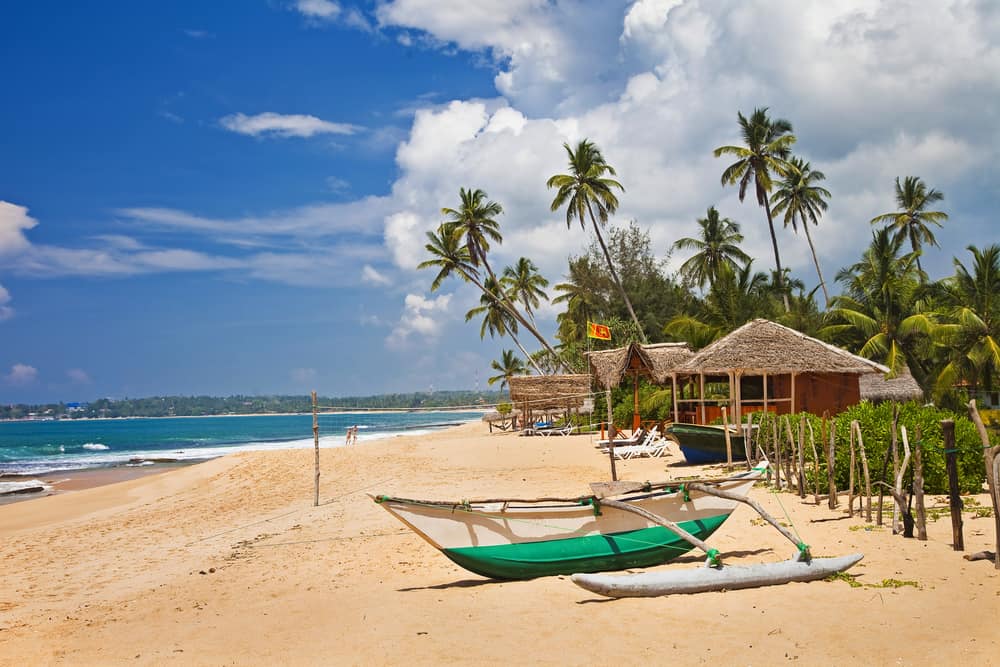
[763,198,790,312]
[509,331,543,374]
[470,260,570,373]
[584,201,647,343]
[800,211,829,307]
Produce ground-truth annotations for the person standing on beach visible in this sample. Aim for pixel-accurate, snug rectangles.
[346,426,353,446]
[351,425,359,445]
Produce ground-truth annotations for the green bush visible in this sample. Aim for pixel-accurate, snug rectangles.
[751,402,986,495]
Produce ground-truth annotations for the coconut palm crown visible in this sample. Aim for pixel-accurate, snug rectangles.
[547,139,646,341]
[869,175,948,276]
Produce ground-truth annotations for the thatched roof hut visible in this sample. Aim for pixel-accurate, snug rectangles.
[673,319,887,375]
[508,374,592,416]
[859,368,923,403]
[670,319,894,425]
[586,342,693,389]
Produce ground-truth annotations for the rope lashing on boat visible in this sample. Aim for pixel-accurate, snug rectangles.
[705,548,721,568]
[579,497,602,516]
[680,484,690,502]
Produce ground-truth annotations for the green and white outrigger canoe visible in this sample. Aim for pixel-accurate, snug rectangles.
[371,463,767,580]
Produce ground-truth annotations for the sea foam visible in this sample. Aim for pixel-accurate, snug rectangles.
[82,443,110,451]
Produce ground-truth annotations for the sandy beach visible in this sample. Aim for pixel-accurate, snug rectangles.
[1,421,998,665]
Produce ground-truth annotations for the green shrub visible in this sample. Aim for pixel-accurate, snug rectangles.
[750,402,985,495]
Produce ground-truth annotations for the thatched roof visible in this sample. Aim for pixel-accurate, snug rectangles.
[859,367,923,402]
[508,374,592,411]
[586,342,694,389]
[673,319,890,375]
[481,408,521,423]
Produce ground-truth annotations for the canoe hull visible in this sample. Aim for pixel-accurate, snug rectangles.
[571,553,865,597]
[374,466,765,580]
[666,423,748,464]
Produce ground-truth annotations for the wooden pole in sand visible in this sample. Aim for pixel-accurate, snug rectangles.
[967,400,1000,569]
[722,406,733,471]
[852,421,872,523]
[942,419,964,551]
[913,426,927,541]
[797,415,806,499]
[606,389,618,481]
[312,391,320,507]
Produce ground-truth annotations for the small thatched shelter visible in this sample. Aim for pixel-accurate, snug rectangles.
[859,368,923,403]
[508,374,592,425]
[671,319,889,425]
[586,342,693,430]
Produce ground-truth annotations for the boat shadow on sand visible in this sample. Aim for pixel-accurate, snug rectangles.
[397,548,776,594]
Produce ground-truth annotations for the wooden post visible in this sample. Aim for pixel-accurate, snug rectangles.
[782,416,795,493]
[606,389,618,481]
[848,423,856,518]
[312,391,320,507]
[942,419,964,551]
[896,426,913,537]
[825,414,838,510]
[967,400,1000,569]
[853,421,872,523]
[722,406,733,471]
[772,418,782,490]
[745,413,754,462]
[797,415,806,499]
[913,426,927,541]
[891,415,900,533]
[808,419,820,505]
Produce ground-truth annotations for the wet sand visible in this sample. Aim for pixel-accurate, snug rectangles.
[0,422,997,665]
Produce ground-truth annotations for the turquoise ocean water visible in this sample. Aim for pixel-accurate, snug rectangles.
[0,412,481,486]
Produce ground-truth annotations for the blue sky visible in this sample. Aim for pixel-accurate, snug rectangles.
[2,0,998,403]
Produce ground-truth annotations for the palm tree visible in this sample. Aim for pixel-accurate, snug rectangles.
[870,176,948,276]
[714,107,797,311]
[933,244,1000,396]
[502,257,549,327]
[547,139,646,341]
[664,261,773,347]
[822,228,934,383]
[488,349,527,390]
[552,257,608,345]
[672,206,750,291]
[442,187,504,284]
[466,276,544,374]
[423,201,567,371]
[770,156,832,305]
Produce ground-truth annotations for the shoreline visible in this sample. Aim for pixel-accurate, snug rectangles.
[2,421,997,665]
[0,407,489,424]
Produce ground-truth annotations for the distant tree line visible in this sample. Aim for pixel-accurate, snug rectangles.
[0,390,507,421]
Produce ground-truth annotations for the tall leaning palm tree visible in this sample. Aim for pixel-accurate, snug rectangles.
[869,176,948,277]
[672,206,750,291]
[418,225,566,370]
[714,107,796,311]
[770,156,832,306]
[501,257,549,327]
[466,276,544,374]
[547,139,646,342]
[442,187,504,284]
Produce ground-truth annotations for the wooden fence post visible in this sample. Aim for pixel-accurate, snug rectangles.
[722,406,733,471]
[826,416,838,510]
[913,426,927,541]
[967,400,1000,569]
[852,421,872,523]
[942,419,964,551]
[848,423,856,517]
[312,391,320,507]
[797,415,806,499]
[606,389,618,482]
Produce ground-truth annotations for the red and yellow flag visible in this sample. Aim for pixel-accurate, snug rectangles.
[587,321,611,341]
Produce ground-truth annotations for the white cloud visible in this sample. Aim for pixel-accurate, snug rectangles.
[0,283,12,321]
[5,363,38,385]
[386,293,452,348]
[361,264,392,286]
[0,201,39,256]
[220,112,360,138]
[66,368,91,384]
[295,0,340,20]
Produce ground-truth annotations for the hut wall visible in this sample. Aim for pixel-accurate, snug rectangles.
[794,372,861,415]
